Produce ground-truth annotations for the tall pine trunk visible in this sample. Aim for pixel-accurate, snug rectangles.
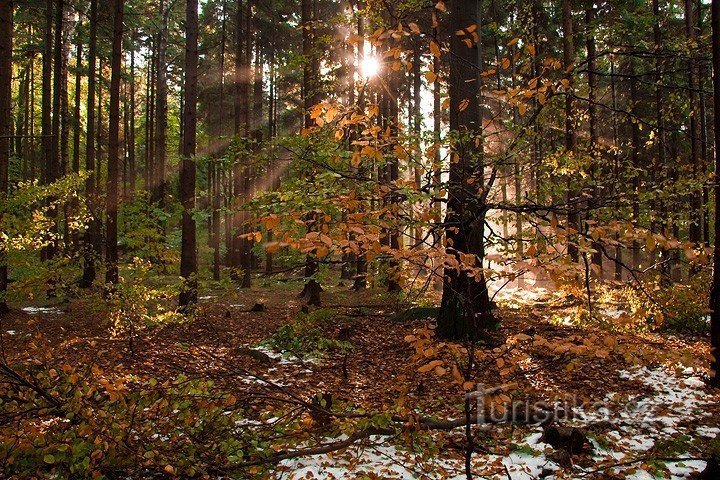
[300,0,320,305]
[81,0,98,287]
[105,0,123,286]
[153,0,168,207]
[0,0,13,313]
[179,0,198,310]
[708,0,720,388]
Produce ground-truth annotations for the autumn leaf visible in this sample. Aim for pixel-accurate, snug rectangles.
[418,360,444,373]
[429,41,441,58]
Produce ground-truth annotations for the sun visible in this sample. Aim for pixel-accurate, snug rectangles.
[360,56,380,79]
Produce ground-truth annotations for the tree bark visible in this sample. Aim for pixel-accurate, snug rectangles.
[437,0,494,340]
[687,0,702,250]
[105,0,124,287]
[179,0,198,310]
[70,39,82,252]
[562,0,579,264]
[128,42,136,195]
[300,0,321,305]
[152,0,168,207]
[708,0,720,388]
[0,0,13,313]
[81,0,98,287]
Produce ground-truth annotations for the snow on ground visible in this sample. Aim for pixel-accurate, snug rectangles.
[21,306,64,315]
[271,367,717,479]
[573,366,716,478]
[276,432,557,480]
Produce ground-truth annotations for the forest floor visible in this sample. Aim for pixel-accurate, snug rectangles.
[2,273,719,479]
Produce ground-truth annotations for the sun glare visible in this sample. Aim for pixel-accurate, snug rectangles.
[360,56,380,79]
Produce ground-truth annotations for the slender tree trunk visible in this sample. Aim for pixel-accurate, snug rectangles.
[70,40,82,251]
[687,0,702,251]
[42,0,52,190]
[152,0,168,207]
[629,59,641,270]
[144,50,155,191]
[21,64,30,181]
[353,12,368,290]
[586,0,601,272]
[212,0,227,281]
[386,53,401,292]
[230,0,250,286]
[105,0,124,287]
[562,0,579,263]
[431,16,442,292]
[654,0,671,280]
[268,43,275,139]
[0,0,13,313]
[29,52,36,181]
[128,44,136,195]
[699,0,710,247]
[81,0,98,287]
[60,20,70,250]
[179,0,198,310]
[300,0,320,305]
[96,58,103,194]
[709,0,720,388]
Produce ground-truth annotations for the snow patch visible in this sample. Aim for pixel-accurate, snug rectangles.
[22,306,64,315]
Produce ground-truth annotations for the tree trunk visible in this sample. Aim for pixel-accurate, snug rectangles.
[0,0,13,313]
[70,39,82,252]
[708,0,720,388]
[153,0,168,207]
[105,0,123,287]
[687,0,702,251]
[352,12,367,291]
[128,43,136,195]
[179,0,198,310]
[437,0,494,340]
[629,59,641,270]
[585,0,601,273]
[562,0,579,264]
[231,0,252,288]
[431,16,442,292]
[300,0,321,305]
[81,0,98,287]
[654,0,670,280]
[212,0,227,281]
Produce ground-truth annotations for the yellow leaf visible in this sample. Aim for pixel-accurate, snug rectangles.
[424,71,437,83]
[435,1,447,12]
[429,41,441,58]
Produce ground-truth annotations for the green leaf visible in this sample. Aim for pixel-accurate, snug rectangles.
[44,454,56,464]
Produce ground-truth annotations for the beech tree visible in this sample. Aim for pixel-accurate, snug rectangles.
[437,0,494,339]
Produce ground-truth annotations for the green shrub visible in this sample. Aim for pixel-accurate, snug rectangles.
[268,308,352,357]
